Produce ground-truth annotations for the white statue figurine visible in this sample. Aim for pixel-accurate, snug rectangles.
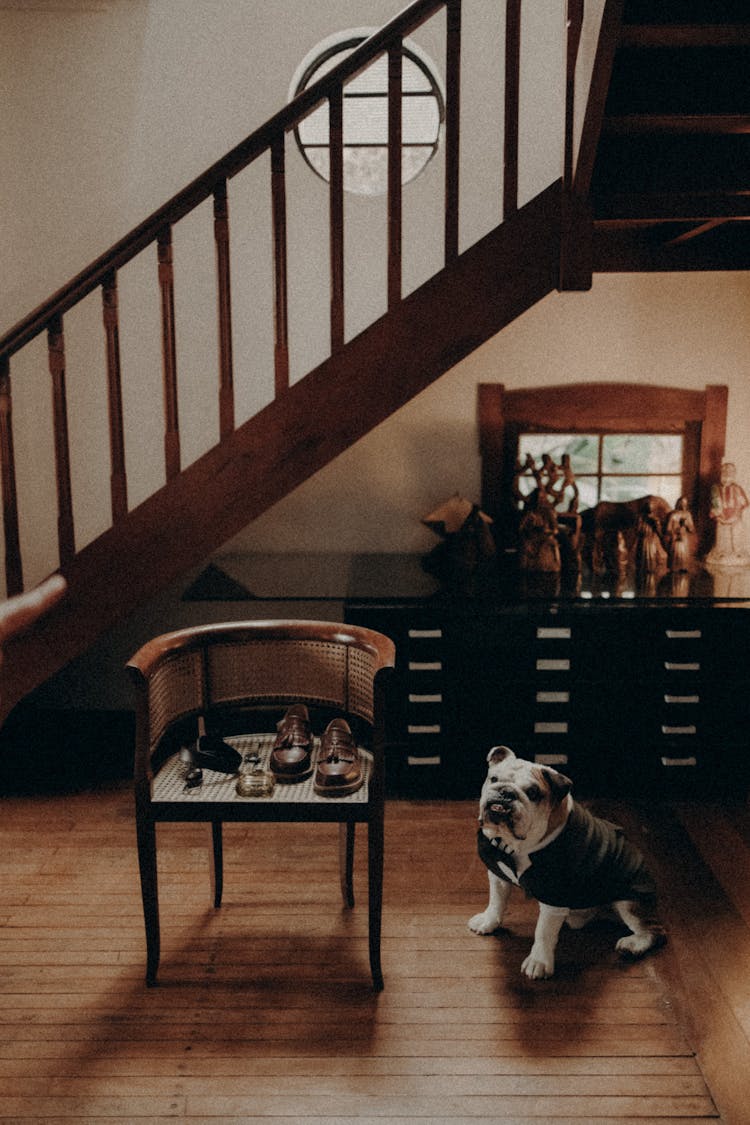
[706,461,750,568]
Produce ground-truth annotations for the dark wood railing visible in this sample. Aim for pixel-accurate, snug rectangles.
[0,0,585,639]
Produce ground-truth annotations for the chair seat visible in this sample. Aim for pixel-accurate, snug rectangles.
[152,733,372,806]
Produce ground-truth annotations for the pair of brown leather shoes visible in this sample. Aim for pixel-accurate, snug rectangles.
[270,705,363,796]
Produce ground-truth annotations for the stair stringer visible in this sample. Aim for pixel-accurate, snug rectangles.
[1,180,563,719]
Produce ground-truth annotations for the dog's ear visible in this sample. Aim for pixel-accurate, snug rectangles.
[487,745,515,765]
[543,766,573,804]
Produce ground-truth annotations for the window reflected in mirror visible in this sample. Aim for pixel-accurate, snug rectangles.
[517,432,684,511]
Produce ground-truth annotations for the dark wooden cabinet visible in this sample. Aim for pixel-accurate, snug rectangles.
[345,562,750,799]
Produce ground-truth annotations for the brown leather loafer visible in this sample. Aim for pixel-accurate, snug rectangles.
[270,703,313,780]
[314,718,363,796]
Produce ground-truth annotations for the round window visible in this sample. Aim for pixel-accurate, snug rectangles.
[290,31,444,197]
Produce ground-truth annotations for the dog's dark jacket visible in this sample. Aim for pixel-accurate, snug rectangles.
[477,801,657,909]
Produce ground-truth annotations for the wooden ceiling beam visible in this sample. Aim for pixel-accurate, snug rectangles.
[663,219,728,246]
[620,25,750,49]
[592,191,750,222]
[593,224,750,271]
[603,114,750,136]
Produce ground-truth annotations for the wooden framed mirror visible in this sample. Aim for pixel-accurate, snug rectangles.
[478,382,728,556]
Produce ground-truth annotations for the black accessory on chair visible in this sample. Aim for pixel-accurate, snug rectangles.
[179,736,242,775]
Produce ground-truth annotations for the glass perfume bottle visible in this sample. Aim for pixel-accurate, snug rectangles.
[235,749,275,797]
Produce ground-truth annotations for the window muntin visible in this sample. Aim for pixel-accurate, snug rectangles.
[517,432,684,511]
[292,35,444,197]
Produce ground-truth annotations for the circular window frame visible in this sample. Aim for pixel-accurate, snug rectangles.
[289,29,445,197]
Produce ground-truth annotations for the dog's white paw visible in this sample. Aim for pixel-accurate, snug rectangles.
[468,909,502,935]
[521,946,555,979]
[616,931,660,958]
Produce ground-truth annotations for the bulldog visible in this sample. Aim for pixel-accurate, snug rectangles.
[469,745,665,979]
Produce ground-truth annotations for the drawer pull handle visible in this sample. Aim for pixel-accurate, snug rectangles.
[408,628,442,639]
[408,693,442,704]
[408,661,442,671]
[536,691,570,704]
[534,721,569,734]
[661,756,697,768]
[407,755,441,766]
[664,694,699,705]
[534,753,569,766]
[536,627,571,640]
[661,724,697,736]
[536,659,570,671]
[407,724,441,735]
[666,629,702,639]
[664,662,700,671]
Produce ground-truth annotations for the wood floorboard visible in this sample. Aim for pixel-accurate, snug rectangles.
[0,785,748,1121]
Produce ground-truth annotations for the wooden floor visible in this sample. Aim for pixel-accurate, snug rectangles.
[1,785,749,1123]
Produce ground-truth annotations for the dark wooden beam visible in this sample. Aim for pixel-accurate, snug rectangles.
[604,115,750,136]
[574,0,626,198]
[593,222,750,270]
[593,191,750,222]
[620,24,750,49]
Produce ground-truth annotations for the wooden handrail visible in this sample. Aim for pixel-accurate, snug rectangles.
[0,0,588,717]
[0,0,446,363]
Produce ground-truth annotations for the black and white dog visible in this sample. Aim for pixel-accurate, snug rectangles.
[469,746,665,979]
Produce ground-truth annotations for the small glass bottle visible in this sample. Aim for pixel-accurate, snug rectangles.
[235,750,275,797]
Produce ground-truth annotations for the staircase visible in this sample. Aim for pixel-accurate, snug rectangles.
[577,0,750,270]
[0,0,590,722]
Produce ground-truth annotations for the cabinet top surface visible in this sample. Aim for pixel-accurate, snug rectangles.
[190,553,750,608]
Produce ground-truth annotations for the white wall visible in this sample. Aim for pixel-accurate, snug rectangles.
[225,271,750,557]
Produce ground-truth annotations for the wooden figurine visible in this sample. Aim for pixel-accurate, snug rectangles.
[664,496,695,572]
[514,453,581,574]
[635,498,668,574]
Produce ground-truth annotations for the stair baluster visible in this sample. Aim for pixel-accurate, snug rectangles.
[102,271,128,523]
[47,315,75,568]
[0,358,22,596]
[213,181,235,440]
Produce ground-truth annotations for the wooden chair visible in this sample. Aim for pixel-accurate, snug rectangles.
[127,619,396,989]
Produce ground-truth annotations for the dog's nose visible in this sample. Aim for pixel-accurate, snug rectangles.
[492,787,517,804]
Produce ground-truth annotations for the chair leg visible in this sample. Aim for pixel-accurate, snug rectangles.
[209,821,223,908]
[136,813,160,986]
[339,822,355,908]
[368,812,384,991]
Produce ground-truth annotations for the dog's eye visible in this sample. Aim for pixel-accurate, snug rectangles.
[489,775,498,784]
[526,784,542,802]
